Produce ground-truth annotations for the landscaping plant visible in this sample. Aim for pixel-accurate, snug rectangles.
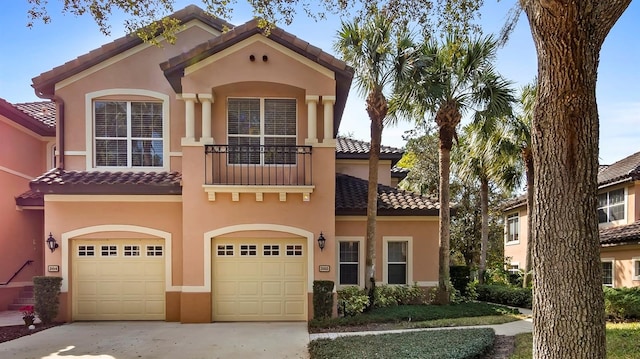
[312,280,334,319]
[33,276,63,324]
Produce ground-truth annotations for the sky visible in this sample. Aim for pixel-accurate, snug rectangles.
[0,1,638,165]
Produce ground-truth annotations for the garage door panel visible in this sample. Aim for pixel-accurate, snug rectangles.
[73,239,165,321]
[213,238,306,321]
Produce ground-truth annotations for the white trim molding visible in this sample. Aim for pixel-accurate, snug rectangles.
[335,236,365,289]
[60,225,173,293]
[196,224,315,294]
[632,257,640,281]
[85,89,170,171]
[0,165,33,180]
[382,236,413,285]
[45,194,182,203]
[601,258,615,287]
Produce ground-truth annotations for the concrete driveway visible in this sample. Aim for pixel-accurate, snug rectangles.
[0,322,309,359]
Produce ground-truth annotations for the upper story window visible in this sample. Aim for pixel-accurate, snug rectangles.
[506,213,519,244]
[94,101,163,168]
[227,98,297,165]
[598,188,625,224]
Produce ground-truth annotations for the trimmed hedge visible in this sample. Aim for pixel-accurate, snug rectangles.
[313,281,334,319]
[477,284,532,309]
[309,328,495,359]
[33,276,63,324]
[451,266,471,296]
[604,286,640,320]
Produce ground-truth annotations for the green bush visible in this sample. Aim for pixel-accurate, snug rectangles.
[373,284,426,308]
[309,328,495,359]
[337,286,369,316]
[33,276,63,324]
[450,266,471,296]
[604,286,640,321]
[313,280,334,319]
[477,284,532,309]
[465,280,479,301]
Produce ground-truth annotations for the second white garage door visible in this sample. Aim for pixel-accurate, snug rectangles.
[72,239,165,321]
[212,238,307,321]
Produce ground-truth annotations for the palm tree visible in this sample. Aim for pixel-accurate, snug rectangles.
[453,120,522,283]
[401,35,515,304]
[335,8,416,304]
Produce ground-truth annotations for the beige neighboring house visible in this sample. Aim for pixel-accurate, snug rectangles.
[504,151,640,288]
[16,5,442,323]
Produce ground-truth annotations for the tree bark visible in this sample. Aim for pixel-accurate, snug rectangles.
[365,89,386,308]
[479,176,489,284]
[523,150,534,288]
[522,1,630,357]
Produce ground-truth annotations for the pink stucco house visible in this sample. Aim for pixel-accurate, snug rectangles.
[9,5,441,323]
[504,151,640,288]
[0,98,56,309]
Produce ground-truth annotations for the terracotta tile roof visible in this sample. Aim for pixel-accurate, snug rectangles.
[160,19,353,137]
[336,174,439,216]
[13,101,56,128]
[15,190,44,207]
[30,168,182,195]
[31,5,232,98]
[391,166,409,179]
[0,98,55,136]
[336,137,404,165]
[502,194,527,211]
[598,151,640,187]
[600,221,640,246]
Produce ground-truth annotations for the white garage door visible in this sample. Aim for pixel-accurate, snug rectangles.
[212,238,307,321]
[72,239,165,320]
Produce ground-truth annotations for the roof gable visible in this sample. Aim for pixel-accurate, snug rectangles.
[598,151,640,187]
[161,18,353,136]
[31,5,232,98]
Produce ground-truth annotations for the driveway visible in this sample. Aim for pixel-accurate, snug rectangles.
[0,322,309,359]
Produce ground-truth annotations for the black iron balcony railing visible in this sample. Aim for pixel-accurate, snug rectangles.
[204,145,312,186]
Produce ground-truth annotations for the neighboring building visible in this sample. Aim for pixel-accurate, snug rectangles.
[504,151,640,288]
[0,98,55,309]
[19,5,441,323]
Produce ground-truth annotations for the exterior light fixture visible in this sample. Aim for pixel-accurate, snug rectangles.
[46,233,59,253]
[317,232,326,251]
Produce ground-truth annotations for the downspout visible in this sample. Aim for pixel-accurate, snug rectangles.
[35,90,65,170]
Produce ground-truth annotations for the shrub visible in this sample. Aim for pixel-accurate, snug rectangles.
[337,286,369,316]
[465,280,479,301]
[604,286,640,321]
[313,280,334,319]
[33,276,63,324]
[450,266,471,296]
[373,284,426,308]
[477,284,532,309]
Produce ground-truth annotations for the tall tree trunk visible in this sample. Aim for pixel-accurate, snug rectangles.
[365,89,386,308]
[435,102,460,305]
[523,1,629,357]
[478,176,489,284]
[523,150,534,288]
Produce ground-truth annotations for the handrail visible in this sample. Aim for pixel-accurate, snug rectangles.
[0,260,34,286]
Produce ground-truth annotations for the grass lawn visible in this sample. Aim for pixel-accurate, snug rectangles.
[309,302,520,332]
[510,322,640,359]
[309,328,495,359]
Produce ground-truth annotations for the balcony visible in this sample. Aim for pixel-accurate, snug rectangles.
[203,144,314,202]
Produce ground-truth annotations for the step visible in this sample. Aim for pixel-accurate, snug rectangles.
[13,297,35,305]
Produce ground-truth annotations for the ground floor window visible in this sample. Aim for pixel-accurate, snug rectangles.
[339,241,359,285]
[602,260,614,287]
[633,258,640,280]
[387,241,408,285]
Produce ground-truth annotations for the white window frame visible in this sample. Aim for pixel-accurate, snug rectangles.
[505,213,520,245]
[383,236,413,285]
[85,89,170,171]
[602,258,615,287]
[597,187,627,226]
[633,257,640,281]
[226,97,298,165]
[508,262,520,274]
[336,236,365,288]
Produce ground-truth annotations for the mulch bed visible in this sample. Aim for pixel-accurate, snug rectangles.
[0,323,63,344]
[479,335,516,359]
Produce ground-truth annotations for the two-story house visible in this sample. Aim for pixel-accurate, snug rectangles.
[504,151,640,288]
[0,98,55,309]
[21,5,441,323]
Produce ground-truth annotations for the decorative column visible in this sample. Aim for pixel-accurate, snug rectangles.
[322,96,336,144]
[181,93,197,145]
[305,95,319,145]
[199,93,214,144]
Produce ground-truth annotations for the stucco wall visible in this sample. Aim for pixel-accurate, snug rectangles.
[600,245,640,288]
[503,206,528,269]
[335,159,393,186]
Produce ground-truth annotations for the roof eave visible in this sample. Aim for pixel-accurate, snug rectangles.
[30,184,182,195]
[0,98,56,136]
